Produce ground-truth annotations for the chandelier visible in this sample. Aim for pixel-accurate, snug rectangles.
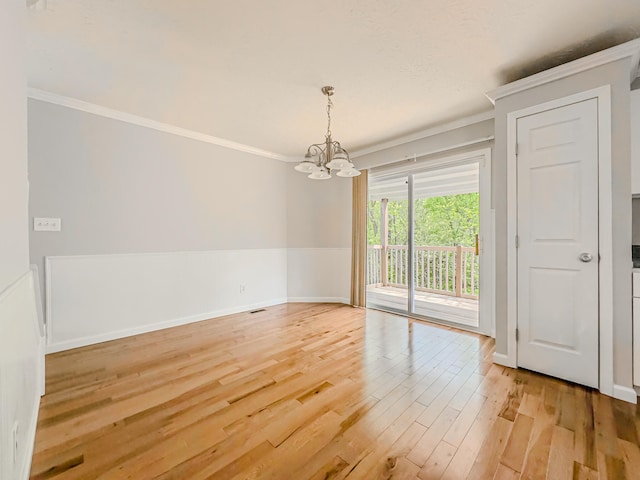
[294,86,361,180]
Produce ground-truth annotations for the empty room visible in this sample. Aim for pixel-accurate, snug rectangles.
[4,1,640,479]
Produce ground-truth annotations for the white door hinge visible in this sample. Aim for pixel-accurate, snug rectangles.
[515,235,520,248]
[515,328,519,341]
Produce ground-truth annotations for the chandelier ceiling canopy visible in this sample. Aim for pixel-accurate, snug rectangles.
[295,86,361,180]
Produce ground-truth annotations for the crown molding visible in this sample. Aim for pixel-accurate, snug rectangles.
[28,87,493,164]
[351,110,494,159]
[485,38,640,105]
[27,88,292,162]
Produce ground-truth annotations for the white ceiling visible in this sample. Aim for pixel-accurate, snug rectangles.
[26,0,640,159]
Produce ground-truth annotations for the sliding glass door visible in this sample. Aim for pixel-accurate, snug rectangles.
[366,153,490,333]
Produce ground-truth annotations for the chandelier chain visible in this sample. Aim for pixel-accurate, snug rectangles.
[326,96,333,138]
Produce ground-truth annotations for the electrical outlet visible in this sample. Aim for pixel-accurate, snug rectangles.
[240,284,246,294]
[34,217,61,232]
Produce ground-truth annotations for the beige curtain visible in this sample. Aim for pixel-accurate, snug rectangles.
[350,169,368,307]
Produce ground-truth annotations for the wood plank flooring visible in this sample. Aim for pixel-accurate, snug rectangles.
[30,303,640,479]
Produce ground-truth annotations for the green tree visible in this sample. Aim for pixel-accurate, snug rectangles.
[367,193,479,247]
[366,192,480,295]
[367,200,381,245]
[414,193,479,247]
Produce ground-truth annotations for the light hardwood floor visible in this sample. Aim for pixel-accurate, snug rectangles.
[31,303,640,479]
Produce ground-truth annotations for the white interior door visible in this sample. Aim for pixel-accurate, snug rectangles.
[516,98,599,388]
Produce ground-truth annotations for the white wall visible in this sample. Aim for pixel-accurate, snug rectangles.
[29,100,355,352]
[46,250,287,352]
[286,168,352,302]
[0,3,42,479]
[28,99,291,350]
[28,99,288,258]
[287,248,351,303]
[1,9,29,287]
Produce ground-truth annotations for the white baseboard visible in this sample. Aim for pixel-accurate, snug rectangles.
[287,297,350,304]
[612,384,638,404]
[493,352,516,368]
[46,297,287,353]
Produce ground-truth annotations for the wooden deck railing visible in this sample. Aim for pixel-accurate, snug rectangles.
[366,245,479,299]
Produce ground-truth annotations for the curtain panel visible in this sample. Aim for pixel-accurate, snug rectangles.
[350,169,368,307]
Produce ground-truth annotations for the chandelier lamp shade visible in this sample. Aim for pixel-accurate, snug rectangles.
[295,86,361,180]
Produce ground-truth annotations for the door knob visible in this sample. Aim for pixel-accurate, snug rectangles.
[578,252,593,263]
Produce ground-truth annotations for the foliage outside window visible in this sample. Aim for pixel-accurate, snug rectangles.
[367,193,480,296]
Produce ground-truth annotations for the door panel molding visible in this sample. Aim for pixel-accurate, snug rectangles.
[501,85,614,398]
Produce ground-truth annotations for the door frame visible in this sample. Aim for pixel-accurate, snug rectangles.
[503,85,614,397]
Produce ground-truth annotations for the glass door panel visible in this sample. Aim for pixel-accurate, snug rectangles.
[412,162,480,327]
[366,175,410,314]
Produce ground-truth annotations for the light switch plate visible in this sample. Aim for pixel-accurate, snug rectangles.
[34,217,61,231]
